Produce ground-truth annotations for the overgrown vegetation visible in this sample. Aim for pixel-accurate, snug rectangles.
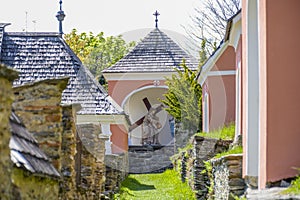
[114,169,196,200]
[160,61,202,132]
[282,170,300,195]
[214,145,243,159]
[64,29,135,84]
[196,123,235,140]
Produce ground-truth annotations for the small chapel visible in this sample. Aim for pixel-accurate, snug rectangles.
[103,11,198,153]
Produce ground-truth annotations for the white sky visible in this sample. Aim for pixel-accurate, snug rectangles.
[0,0,200,37]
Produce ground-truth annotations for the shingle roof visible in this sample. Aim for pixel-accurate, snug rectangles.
[103,28,199,73]
[9,111,60,178]
[0,31,121,115]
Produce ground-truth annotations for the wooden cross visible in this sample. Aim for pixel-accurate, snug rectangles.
[153,10,160,28]
[129,97,164,132]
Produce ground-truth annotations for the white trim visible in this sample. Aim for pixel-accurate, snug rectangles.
[203,92,209,133]
[235,62,241,141]
[245,0,259,178]
[76,114,129,131]
[207,70,236,77]
[103,72,177,81]
[121,85,168,108]
[101,123,112,155]
[229,13,242,50]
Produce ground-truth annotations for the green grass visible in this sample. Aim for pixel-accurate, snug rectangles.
[214,146,243,159]
[282,175,300,195]
[196,124,235,140]
[114,169,196,200]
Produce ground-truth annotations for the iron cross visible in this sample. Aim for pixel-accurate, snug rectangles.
[153,10,160,28]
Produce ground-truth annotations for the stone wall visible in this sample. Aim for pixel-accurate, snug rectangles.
[11,78,81,198]
[11,168,59,200]
[77,123,107,199]
[210,154,245,200]
[60,105,78,199]
[0,65,18,199]
[104,153,128,198]
[172,135,232,200]
[128,145,174,173]
[13,78,69,170]
[174,122,195,151]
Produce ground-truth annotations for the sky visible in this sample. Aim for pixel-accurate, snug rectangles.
[0,0,200,38]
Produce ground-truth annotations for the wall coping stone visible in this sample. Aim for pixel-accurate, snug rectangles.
[13,77,69,92]
[0,64,18,82]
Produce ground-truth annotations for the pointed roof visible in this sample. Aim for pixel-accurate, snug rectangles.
[0,28,122,115]
[103,28,199,73]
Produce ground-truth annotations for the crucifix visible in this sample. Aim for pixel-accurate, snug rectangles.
[153,10,160,28]
[129,97,164,145]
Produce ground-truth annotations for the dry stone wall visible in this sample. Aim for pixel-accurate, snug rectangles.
[210,154,245,200]
[173,135,232,200]
[104,153,128,198]
[77,123,107,199]
[0,65,18,199]
[13,78,69,170]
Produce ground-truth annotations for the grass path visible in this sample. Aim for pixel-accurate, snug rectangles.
[114,169,196,200]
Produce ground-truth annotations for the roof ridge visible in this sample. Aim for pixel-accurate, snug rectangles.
[5,32,61,37]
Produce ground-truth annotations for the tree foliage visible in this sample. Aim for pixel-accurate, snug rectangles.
[160,61,202,132]
[185,0,241,55]
[64,29,135,79]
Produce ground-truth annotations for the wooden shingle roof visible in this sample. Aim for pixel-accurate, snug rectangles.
[103,28,199,73]
[0,31,121,115]
[9,112,60,178]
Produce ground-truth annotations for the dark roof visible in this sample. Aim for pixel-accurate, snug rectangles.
[103,28,199,73]
[9,111,60,178]
[0,30,121,115]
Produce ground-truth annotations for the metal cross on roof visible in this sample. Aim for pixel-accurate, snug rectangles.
[153,10,160,28]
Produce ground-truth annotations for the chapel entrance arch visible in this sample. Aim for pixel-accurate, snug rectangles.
[122,86,174,146]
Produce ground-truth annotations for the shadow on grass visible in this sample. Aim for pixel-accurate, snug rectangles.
[122,177,156,191]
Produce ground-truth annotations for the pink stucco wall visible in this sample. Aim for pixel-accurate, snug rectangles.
[204,46,236,131]
[260,0,300,185]
[108,80,166,106]
[110,124,128,154]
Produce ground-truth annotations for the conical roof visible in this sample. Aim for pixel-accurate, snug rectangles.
[103,28,199,73]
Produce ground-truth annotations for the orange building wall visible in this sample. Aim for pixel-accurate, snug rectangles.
[262,0,300,184]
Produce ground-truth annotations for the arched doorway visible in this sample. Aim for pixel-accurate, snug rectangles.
[122,86,174,146]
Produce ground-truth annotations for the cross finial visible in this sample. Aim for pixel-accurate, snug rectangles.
[153,10,160,28]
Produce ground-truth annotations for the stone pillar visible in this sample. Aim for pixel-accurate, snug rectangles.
[0,65,18,199]
[60,104,80,199]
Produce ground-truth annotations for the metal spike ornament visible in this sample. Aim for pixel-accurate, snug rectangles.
[56,0,65,34]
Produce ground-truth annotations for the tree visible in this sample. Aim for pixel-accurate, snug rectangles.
[185,0,241,55]
[84,35,135,79]
[64,29,135,81]
[160,61,202,132]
